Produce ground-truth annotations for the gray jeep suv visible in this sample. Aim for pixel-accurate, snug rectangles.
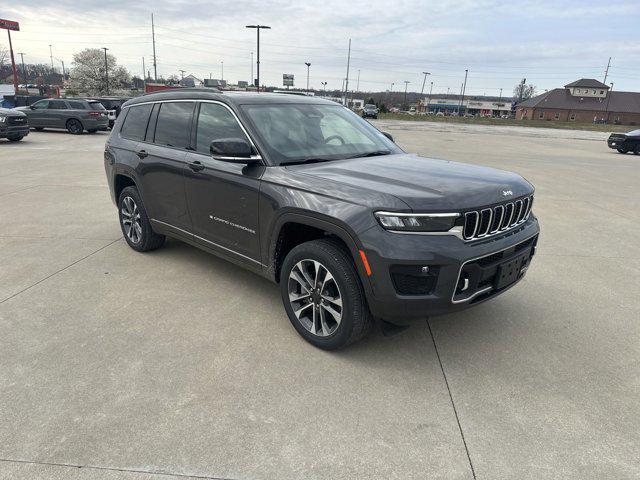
[17,98,109,134]
[104,89,539,349]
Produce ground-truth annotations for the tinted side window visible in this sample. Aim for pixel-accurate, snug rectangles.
[48,100,68,109]
[32,100,49,110]
[121,104,153,141]
[154,102,195,148]
[195,103,249,154]
[68,101,86,109]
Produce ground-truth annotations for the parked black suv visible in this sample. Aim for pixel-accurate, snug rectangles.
[0,108,29,142]
[104,89,539,349]
[607,129,640,154]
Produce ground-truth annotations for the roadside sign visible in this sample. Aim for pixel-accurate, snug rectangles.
[0,18,20,31]
[283,74,294,87]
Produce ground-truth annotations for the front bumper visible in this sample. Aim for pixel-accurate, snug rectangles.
[358,217,540,323]
[0,124,30,138]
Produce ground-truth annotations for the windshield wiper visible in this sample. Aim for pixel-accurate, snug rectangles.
[349,150,391,158]
[283,157,335,166]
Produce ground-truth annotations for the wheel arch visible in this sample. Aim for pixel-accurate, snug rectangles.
[267,212,372,294]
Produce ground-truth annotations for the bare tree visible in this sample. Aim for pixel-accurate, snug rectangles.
[513,81,537,102]
[68,48,131,95]
[0,45,9,72]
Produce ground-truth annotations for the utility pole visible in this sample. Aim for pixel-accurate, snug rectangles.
[403,80,410,109]
[356,69,360,92]
[246,25,271,91]
[142,57,146,89]
[605,82,614,123]
[151,13,158,81]
[49,44,54,70]
[321,81,327,92]
[426,81,433,112]
[101,47,109,94]
[498,87,503,102]
[221,61,224,81]
[6,28,19,96]
[420,71,431,94]
[305,62,311,92]
[179,69,186,80]
[18,52,26,87]
[459,69,468,116]
[344,38,351,106]
[58,59,66,81]
[603,57,611,83]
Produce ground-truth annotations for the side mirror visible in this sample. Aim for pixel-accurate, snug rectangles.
[381,131,394,142]
[30,105,36,110]
[210,138,260,164]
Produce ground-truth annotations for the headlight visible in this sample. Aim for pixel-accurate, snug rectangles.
[375,211,459,232]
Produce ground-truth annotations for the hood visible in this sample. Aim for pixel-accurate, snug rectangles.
[287,153,534,211]
[0,107,27,117]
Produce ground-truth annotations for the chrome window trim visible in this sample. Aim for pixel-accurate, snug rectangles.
[122,99,263,162]
[451,232,538,304]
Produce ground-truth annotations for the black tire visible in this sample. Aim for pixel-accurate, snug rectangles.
[117,186,165,252]
[617,148,627,154]
[66,118,84,134]
[280,238,373,350]
[34,127,44,131]
[7,135,24,142]
[87,129,98,133]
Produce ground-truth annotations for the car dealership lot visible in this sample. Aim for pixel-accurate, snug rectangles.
[1,124,638,479]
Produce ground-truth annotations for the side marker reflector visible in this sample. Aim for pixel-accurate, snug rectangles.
[359,250,372,276]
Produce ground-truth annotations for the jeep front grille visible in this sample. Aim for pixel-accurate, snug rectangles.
[462,196,533,241]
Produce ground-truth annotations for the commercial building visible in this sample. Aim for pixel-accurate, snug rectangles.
[419,97,512,116]
[516,79,640,125]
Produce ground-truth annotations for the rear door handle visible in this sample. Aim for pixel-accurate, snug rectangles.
[136,150,148,159]
[188,160,205,172]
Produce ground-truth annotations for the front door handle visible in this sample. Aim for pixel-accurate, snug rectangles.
[136,150,148,159]
[188,160,205,172]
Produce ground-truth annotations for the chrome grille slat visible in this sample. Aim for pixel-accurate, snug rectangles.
[462,196,534,241]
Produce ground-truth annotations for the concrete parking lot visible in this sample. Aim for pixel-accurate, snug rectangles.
[1,122,638,480]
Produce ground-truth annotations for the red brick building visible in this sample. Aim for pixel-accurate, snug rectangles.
[516,79,640,125]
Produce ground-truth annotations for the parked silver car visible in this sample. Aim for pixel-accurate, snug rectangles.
[16,98,109,134]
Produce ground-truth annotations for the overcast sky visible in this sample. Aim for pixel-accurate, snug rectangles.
[4,0,640,96]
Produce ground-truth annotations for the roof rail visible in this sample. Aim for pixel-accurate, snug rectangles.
[142,87,222,95]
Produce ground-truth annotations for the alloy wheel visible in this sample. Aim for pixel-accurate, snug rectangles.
[121,196,142,244]
[287,259,343,337]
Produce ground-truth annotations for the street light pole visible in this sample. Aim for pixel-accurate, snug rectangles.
[250,52,254,86]
[101,47,109,94]
[221,61,224,81]
[49,44,54,70]
[305,62,311,92]
[420,71,431,94]
[246,25,271,91]
[321,81,327,92]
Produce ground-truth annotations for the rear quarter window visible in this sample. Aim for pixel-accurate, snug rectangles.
[153,102,195,148]
[67,101,86,109]
[89,101,106,110]
[120,104,153,141]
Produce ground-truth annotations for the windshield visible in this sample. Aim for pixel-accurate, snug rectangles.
[365,104,376,109]
[241,104,401,165]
